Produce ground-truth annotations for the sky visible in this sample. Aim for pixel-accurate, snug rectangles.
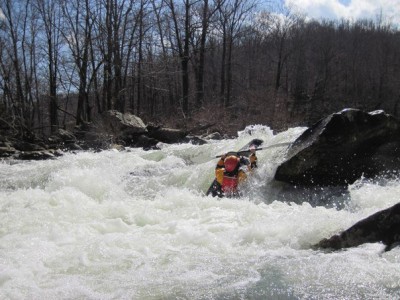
[0,1,398,29]
[272,0,400,26]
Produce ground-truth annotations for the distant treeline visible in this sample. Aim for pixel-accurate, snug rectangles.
[1,0,399,136]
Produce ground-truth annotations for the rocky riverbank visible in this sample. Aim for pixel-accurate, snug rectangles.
[0,110,225,161]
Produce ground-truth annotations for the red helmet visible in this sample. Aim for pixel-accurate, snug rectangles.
[224,155,239,172]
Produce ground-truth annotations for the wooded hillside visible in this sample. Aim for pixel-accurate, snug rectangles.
[1,0,399,137]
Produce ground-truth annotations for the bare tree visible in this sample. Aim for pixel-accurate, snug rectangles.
[35,0,64,134]
[0,0,45,135]
[164,0,195,117]
[60,0,96,125]
[217,0,257,107]
[151,0,175,113]
[190,0,224,108]
[136,0,153,115]
[96,0,147,114]
[1,0,27,131]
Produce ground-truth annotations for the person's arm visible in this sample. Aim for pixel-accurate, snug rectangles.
[215,155,225,178]
[237,170,247,183]
[215,154,226,169]
[216,168,224,184]
[249,153,257,168]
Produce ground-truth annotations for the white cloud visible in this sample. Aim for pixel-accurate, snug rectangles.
[284,0,400,26]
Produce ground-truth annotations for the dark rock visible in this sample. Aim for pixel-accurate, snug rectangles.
[17,150,56,160]
[0,146,18,158]
[77,131,110,150]
[275,109,400,186]
[71,121,114,150]
[47,129,78,153]
[181,135,208,145]
[48,129,77,144]
[73,122,98,139]
[134,134,159,149]
[146,126,187,144]
[146,123,161,132]
[63,142,83,151]
[265,181,351,208]
[204,132,223,140]
[13,141,46,152]
[315,202,400,251]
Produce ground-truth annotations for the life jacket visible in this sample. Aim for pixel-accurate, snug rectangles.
[215,155,249,196]
[222,173,239,194]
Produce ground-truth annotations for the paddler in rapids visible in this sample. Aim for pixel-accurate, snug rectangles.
[207,145,257,198]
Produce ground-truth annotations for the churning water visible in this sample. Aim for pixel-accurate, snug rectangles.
[0,125,399,299]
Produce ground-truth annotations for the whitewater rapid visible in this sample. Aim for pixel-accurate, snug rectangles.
[0,125,399,299]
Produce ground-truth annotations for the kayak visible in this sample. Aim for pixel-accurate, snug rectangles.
[206,139,264,197]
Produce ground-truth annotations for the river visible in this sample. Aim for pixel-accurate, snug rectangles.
[0,125,399,299]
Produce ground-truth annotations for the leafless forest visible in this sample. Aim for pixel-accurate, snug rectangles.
[1,0,400,138]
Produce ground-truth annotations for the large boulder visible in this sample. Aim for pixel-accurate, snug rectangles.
[72,111,148,148]
[314,202,400,251]
[84,111,191,147]
[146,124,188,144]
[100,110,147,139]
[275,109,400,186]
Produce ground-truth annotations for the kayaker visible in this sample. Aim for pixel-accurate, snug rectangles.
[213,151,257,197]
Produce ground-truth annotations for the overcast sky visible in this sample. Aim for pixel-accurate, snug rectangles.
[272,0,400,26]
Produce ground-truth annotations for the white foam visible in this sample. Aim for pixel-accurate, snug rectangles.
[0,127,399,299]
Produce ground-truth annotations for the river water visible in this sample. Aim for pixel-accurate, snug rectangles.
[0,125,399,299]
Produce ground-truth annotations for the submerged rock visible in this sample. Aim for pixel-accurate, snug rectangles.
[275,109,400,186]
[315,202,400,251]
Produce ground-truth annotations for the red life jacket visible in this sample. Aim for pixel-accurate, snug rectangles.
[222,174,238,194]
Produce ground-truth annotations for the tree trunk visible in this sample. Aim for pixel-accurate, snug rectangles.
[195,0,209,109]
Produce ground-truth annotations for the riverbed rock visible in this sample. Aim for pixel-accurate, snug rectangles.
[100,110,147,136]
[47,128,80,151]
[72,110,148,148]
[17,150,61,160]
[146,124,188,144]
[13,141,46,152]
[0,145,17,158]
[0,110,204,160]
[72,122,110,150]
[274,109,400,186]
[181,135,208,145]
[134,134,159,149]
[48,128,76,143]
[203,132,223,140]
[314,202,400,251]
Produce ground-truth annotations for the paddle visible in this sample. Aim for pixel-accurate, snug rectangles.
[214,142,291,158]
